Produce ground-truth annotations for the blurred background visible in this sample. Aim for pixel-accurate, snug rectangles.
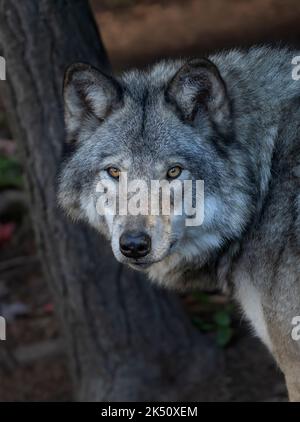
[1,0,300,401]
[95,0,300,70]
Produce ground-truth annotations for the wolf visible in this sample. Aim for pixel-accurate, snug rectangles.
[58,46,300,401]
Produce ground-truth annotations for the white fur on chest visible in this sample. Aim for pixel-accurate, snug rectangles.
[235,276,273,351]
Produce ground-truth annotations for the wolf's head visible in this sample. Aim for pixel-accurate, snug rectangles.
[58,58,254,289]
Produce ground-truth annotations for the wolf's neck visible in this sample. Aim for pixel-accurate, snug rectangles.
[211,47,300,110]
[212,48,300,212]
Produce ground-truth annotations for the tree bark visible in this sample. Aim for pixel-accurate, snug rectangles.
[0,0,225,401]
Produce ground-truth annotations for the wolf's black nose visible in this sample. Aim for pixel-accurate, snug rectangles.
[119,231,151,259]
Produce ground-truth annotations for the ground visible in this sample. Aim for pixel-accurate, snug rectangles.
[1,0,297,402]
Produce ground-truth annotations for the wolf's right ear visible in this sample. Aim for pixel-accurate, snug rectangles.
[63,63,123,142]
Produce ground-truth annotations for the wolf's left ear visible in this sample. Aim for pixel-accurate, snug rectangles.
[63,63,123,142]
[166,58,231,128]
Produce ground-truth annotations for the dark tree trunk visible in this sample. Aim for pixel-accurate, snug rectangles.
[0,0,225,401]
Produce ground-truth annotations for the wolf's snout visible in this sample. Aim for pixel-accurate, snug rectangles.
[119,231,151,259]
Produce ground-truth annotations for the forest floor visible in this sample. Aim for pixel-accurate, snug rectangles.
[0,0,296,402]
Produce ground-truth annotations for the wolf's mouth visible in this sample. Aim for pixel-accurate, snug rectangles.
[118,239,179,271]
[129,261,152,271]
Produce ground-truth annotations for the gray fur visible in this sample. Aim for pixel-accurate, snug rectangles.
[58,46,300,400]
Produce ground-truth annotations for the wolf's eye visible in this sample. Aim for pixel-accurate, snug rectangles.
[107,167,121,180]
[167,166,182,179]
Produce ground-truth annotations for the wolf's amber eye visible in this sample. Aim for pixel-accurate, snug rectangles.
[107,167,121,180]
[167,166,182,179]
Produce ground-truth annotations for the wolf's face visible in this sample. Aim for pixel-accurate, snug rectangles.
[58,59,254,288]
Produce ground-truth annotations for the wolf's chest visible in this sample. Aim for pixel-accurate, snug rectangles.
[234,271,273,351]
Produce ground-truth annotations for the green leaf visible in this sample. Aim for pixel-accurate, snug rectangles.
[216,326,233,347]
[192,291,210,304]
[192,317,214,332]
[0,156,23,189]
[213,310,231,327]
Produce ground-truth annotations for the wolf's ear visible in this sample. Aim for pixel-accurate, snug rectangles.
[63,63,123,142]
[166,58,231,127]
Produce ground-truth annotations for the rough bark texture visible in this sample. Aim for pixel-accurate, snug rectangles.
[0,0,225,401]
